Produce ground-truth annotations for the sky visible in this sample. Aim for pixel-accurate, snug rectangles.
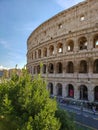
[0,0,84,69]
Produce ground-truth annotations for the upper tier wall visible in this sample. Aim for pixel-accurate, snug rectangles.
[27,0,98,50]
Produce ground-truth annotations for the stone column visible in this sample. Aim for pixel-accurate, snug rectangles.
[87,57,93,79]
[53,82,57,96]
[74,60,79,79]
[74,38,79,52]
[63,39,66,54]
[41,48,43,58]
[54,62,56,75]
[88,86,94,102]
[87,34,93,50]
[53,43,57,56]
[74,84,80,100]
[47,46,49,57]
[62,60,66,76]
[62,84,65,98]
[46,63,48,75]
[64,61,67,74]
[63,83,68,97]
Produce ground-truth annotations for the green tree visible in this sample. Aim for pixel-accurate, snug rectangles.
[0,67,75,130]
[0,68,60,130]
[55,109,75,130]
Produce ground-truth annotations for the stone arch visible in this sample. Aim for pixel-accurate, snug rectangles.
[33,66,36,74]
[79,85,88,100]
[35,50,37,59]
[78,36,87,50]
[38,49,41,58]
[56,62,63,73]
[43,47,47,57]
[94,86,98,101]
[42,64,46,74]
[93,34,98,48]
[56,83,62,96]
[37,65,40,74]
[67,40,74,52]
[67,61,74,73]
[49,45,54,56]
[93,59,98,73]
[57,43,63,53]
[67,84,74,98]
[48,82,53,95]
[79,60,88,73]
[32,52,33,60]
[28,54,30,61]
[48,63,54,73]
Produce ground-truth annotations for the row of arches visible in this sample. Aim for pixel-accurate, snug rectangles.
[32,59,98,74]
[28,34,98,60]
[48,83,98,101]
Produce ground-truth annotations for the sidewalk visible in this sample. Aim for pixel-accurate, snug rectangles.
[60,103,98,115]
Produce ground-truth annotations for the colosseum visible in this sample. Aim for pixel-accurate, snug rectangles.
[27,0,98,106]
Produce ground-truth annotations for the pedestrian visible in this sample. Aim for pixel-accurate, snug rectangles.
[92,106,96,115]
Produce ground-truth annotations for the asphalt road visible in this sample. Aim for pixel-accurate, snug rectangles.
[59,103,98,130]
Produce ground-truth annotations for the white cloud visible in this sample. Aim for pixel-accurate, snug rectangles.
[0,65,10,70]
[0,39,12,50]
[0,39,9,48]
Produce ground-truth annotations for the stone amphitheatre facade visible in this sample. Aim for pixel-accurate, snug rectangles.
[27,0,98,104]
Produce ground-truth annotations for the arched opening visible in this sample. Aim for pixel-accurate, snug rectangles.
[49,45,54,56]
[37,65,40,74]
[43,47,47,57]
[79,60,87,73]
[78,37,87,50]
[67,61,74,73]
[48,63,54,73]
[43,64,46,74]
[93,59,98,73]
[67,40,74,52]
[94,86,98,101]
[80,15,85,21]
[30,66,32,74]
[32,52,33,60]
[57,83,62,96]
[38,49,41,58]
[48,83,53,95]
[35,51,37,59]
[57,43,63,53]
[80,85,88,100]
[93,34,98,48]
[68,84,74,98]
[56,62,62,73]
[33,66,36,74]
[28,54,30,61]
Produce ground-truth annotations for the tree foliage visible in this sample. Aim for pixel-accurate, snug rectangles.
[55,109,75,130]
[0,68,60,130]
[0,68,75,130]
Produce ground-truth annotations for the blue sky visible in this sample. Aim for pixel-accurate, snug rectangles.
[0,0,84,69]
